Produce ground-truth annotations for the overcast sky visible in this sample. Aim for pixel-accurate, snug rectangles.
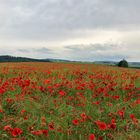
[0,0,140,61]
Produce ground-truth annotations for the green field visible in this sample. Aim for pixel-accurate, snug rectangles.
[0,62,139,140]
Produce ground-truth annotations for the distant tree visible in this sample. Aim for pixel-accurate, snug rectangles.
[118,59,128,68]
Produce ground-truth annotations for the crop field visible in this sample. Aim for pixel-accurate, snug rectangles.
[0,62,139,140]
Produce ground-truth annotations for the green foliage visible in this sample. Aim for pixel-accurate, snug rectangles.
[118,59,128,68]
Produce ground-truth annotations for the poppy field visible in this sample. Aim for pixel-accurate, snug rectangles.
[0,62,140,140]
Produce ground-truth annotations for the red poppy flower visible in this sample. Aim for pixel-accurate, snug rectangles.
[59,91,66,97]
[48,123,55,131]
[42,130,48,136]
[113,95,120,100]
[108,119,116,130]
[72,119,79,125]
[118,110,124,118]
[81,112,86,119]
[24,115,28,120]
[4,125,13,132]
[108,123,116,130]
[96,120,107,131]
[135,98,140,104]
[0,87,5,94]
[57,127,62,133]
[44,79,51,84]
[107,133,113,139]
[98,122,107,130]
[89,134,96,140]
[130,114,138,123]
[98,137,103,140]
[21,109,26,115]
[31,130,42,136]
[12,128,23,137]
[6,98,14,103]
[96,101,100,105]
[47,85,52,90]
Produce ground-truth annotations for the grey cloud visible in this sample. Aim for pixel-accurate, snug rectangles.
[63,43,137,61]
[11,47,56,59]
[35,47,54,54]
[0,43,139,62]
[0,0,140,62]
[18,49,31,53]
[64,43,120,51]
[0,0,140,40]
[18,47,54,54]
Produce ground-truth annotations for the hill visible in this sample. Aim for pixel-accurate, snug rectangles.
[0,55,69,62]
[94,61,140,68]
[0,55,48,62]
[0,56,140,69]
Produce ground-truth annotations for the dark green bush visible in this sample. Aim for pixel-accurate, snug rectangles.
[118,59,128,67]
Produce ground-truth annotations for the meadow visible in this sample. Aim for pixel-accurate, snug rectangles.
[0,62,139,140]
